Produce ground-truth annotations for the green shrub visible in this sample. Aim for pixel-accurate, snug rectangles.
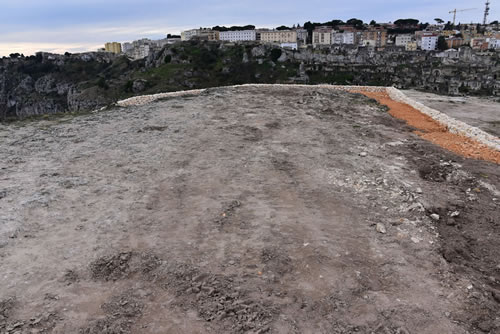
[270,49,282,62]
[164,55,172,64]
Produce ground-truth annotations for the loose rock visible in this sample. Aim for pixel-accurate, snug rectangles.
[376,223,387,234]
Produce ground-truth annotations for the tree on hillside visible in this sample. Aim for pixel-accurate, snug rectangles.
[437,36,448,51]
[394,19,419,26]
[346,18,364,28]
[434,18,444,24]
[444,21,455,30]
[212,25,255,31]
[370,20,376,26]
[276,25,291,30]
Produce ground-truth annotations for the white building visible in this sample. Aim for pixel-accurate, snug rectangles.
[332,31,355,45]
[219,30,256,42]
[395,34,414,47]
[421,33,438,51]
[488,38,500,49]
[280,42,298,50]
[181,29,200,41]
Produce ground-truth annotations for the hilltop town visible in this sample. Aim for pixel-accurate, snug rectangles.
[101,18,500,60]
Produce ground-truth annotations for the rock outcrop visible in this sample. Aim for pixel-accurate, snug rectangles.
[1,42,499,120]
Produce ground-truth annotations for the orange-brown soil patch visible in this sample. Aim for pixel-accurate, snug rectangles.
[357,91,500,164]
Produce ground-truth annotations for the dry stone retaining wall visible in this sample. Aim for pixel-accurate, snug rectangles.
[116,84,500,152]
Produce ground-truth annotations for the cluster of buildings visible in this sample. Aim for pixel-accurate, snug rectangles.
[180,28,306,50]
[100,37,181,59]
[179,23,500,52]
[101,22,500,60]
[397,26,500,51]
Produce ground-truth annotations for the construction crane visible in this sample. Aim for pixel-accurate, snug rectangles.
[483,0,491,25]
[449,8,476,25]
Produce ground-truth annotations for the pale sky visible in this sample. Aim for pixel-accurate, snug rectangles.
[0,0,497,56]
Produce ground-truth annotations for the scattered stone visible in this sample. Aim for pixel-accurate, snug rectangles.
[416,187,423,194]
[359,152,368,157]
[376,223,387,234]
[430,214,440,221]
[450,211,460,218]
[477,320,493,332]
[411,237,420,244]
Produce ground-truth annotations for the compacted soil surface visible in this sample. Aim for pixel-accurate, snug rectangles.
[360,91,500,164]
[403,89,500,138]
[0,86,499,333]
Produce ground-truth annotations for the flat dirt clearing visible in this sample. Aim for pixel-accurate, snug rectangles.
[0,86,499,333]
[403,89,500,138]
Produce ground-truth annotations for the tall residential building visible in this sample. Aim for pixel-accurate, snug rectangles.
[361,28,387,47]
[421,33,438,51]
[219,30,256,42]
[260,30,297,44]
[312,27,333,47]
[104,42,122,54]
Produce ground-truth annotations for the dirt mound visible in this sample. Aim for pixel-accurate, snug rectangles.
[161,262,276,333]
[90,252,162,281]
[80,291,144,334]
[418,162,455,182]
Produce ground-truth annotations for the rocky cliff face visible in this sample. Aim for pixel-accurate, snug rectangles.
[0,52,118,120]
[1,42,499,120]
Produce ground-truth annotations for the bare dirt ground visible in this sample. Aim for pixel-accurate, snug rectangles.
[403,90,500,138]
[361,91,500,164]
[0,85,499,334]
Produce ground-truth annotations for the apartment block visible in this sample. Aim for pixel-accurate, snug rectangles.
[260,30,297,44]
[219,30,256,42]
[312,27,333,47]
[361,28,387,47]
[104,42,122,54]
[421,33,438,51]
[488,38,500,49]
[122,38,179,60]
[332,31,355,45]
[395,34,413,47]
[446,37,465,49]
[181,29,219,41]
[471,38,489,51]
